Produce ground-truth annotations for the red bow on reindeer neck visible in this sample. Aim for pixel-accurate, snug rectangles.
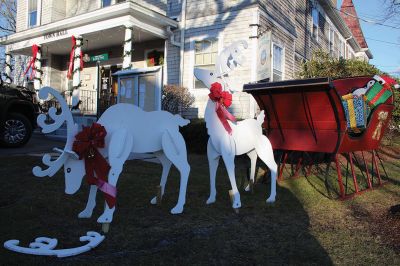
[24,44,40,80]
[209,82,236,135]
[67,36,84,79]
[72,123,117,208]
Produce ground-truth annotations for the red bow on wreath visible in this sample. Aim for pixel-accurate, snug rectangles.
[24,44,40,80]
[72,123,117,208]
[209,82,236,135]
[67,36,84,79]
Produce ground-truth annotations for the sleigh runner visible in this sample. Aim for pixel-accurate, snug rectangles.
[243,76,396,199]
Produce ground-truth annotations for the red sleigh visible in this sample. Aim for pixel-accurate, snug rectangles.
[243,76,395,199]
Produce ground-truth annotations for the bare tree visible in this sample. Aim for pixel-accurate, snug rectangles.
[383,0,400,24]
[0,0,16,34]
[0,0,16,82]
[1,0,29,85]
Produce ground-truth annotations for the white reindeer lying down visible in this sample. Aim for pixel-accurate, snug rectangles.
[33,87,190,224]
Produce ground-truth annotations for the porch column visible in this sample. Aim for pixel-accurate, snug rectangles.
[34,45,42,92]
[72,35,83,109]
[4,50,12,84]
[122,25,133,70]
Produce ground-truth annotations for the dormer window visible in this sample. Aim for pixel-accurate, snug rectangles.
[28,0,38,27]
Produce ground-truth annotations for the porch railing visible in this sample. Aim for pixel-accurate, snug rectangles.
[40,89,97,115]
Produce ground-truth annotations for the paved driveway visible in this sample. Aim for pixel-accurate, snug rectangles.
[0,132,65,157]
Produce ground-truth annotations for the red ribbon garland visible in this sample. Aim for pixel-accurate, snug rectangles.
[23,44,40,80]
[67,36,84,79]
[208,82,237,134]
[72,123,117,208]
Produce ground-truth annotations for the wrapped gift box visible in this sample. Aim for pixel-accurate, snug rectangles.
[342,94,369,133]
[365,82,392,108]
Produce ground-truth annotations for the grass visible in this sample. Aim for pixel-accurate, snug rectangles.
[0,140,399,265]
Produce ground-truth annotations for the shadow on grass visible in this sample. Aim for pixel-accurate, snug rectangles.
[0,155,332,265]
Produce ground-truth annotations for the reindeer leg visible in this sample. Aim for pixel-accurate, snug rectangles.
[161,129,190,215]
[245,149,257,192]
[221,139,241,209]
[78,185,98,218]
[151,151,172,205]
[207,139,220,204]
[97,129,133,224]
[255,135,277,203]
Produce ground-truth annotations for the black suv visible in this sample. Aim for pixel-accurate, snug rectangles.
[0,80,40,147]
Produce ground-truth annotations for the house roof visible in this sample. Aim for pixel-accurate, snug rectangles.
[340,0,368,49]
[318,0,372,59]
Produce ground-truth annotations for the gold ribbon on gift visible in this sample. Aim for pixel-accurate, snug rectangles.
[372,111,389,140]
[342,93,354,101]
[342,94,358,131]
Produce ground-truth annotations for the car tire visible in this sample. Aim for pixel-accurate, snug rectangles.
[1,113,33,147]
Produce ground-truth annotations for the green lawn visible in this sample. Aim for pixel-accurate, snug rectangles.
[0,143,399,265]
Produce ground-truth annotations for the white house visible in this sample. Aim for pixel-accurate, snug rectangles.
[1,0,372,119]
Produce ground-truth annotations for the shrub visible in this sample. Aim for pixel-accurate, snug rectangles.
[392,80,400,126]
[162,84,195,115]
[298,50,381,79]
[180,119,208,154]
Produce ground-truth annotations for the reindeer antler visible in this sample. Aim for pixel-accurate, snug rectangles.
[33,87,79,178]
[215,40,248,78]
[36,87,75,134]
[32,152,69,177]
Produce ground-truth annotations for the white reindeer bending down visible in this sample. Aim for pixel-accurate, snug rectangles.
[194,40,277,209]
[33,87,190,223]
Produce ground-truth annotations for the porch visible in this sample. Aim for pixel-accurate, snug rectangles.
[1,1,178,115]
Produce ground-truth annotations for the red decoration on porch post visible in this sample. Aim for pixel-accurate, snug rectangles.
[23,44,40,80]
[67,36,84,79]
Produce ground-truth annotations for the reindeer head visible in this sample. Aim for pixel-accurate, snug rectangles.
[194,40,248,93]
[33,87,86,195]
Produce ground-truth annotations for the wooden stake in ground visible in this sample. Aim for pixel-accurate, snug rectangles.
[249,179,254,194]
[102,223,110,233]
[229,190,240,214]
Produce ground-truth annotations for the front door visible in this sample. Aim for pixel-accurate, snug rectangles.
[98,65,121,116]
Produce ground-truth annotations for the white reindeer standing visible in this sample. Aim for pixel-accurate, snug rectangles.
[194,40,277,210]
[33,87,190,224]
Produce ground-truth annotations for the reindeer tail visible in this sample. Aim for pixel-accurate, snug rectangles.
[256,111,265,126]
[174,114,190,127]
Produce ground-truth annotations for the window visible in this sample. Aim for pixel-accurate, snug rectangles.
[312,7,319,40]
[194,38,218,89]
[339,39,345,58]
[347,44,351,59]
[318,12,326,35]
[272,44,283,81]
[334,31,339,58]
[28,0,38,27]
[329,28,335,55]
[102,0,112,7]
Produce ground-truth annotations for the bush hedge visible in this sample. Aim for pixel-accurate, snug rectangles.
[180,119,208,154]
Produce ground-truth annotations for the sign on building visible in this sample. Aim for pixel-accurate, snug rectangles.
[90,53,109,62]
[257,31,271,81]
